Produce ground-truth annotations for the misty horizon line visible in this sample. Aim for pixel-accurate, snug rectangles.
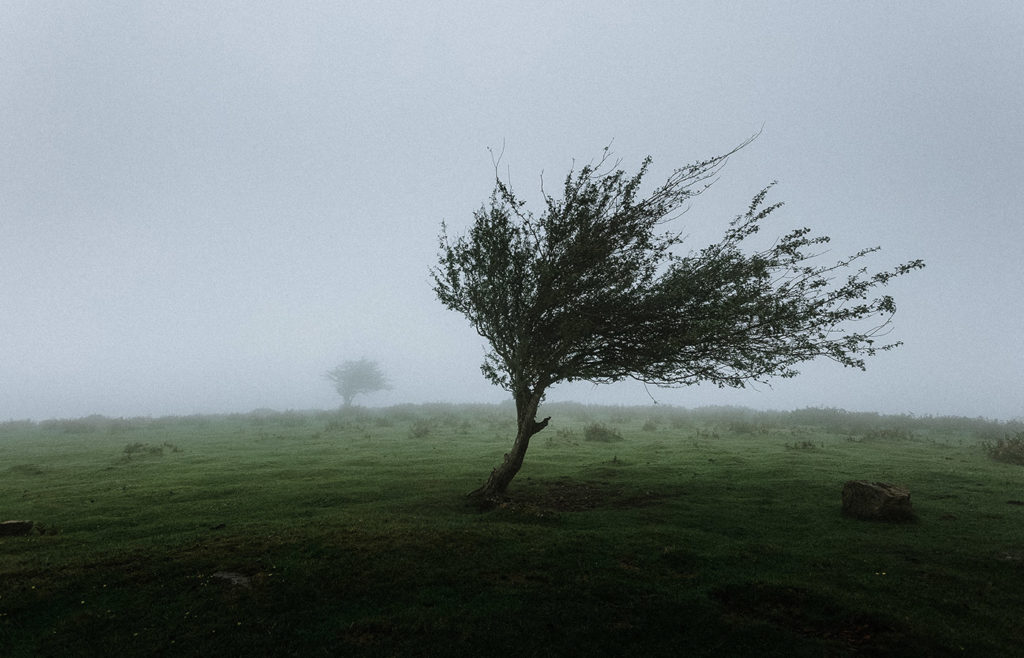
[4,400,1021,426]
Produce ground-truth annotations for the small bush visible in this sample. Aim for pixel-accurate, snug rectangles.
[124,442,162,456]
[409,419,432,439]
[122,442,180,459]
[583,423,624,442]
[981,432,1024,465]
[727,421,766,435]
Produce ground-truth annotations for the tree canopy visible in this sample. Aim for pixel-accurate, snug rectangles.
[432,140,924,501]
[325,359,390,408]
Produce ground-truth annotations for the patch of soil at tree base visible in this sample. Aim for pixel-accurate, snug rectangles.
[710,583,957,655]
[511,478,677,512]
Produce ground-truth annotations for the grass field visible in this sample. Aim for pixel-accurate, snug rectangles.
[2,404,1022,656]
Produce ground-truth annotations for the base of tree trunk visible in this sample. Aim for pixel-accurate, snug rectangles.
[467,467,516,508]
[466,486,506,510]
[469,403,549,509]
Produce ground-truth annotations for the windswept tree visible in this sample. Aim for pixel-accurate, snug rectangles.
[432,139,924,502]
[325,358,390,408]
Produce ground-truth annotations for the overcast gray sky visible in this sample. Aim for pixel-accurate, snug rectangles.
[2,1,1021,421]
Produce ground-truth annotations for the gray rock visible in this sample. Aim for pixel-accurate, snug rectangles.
[211,571,252,588]
[842,481,915,521]
[0,520,34,536]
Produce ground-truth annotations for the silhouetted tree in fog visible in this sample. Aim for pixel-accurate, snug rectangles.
[325,359,390,407]
[432,138,924,503]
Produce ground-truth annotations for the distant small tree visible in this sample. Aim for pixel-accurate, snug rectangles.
[325,359,390,408]
[432,139,924,502]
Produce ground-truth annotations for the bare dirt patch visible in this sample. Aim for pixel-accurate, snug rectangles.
[510,478,676,512]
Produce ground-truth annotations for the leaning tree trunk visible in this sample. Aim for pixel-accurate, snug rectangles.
[469,388,550,504]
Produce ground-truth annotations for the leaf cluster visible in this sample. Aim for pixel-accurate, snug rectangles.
[325,359,390,403]
[432,142,924,396]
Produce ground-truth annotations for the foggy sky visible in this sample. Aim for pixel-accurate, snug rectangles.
[2,1,1022,421]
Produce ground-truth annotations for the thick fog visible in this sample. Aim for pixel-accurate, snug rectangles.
[2,2,1021,421]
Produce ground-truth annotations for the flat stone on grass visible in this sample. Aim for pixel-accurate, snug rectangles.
[0,520,35,536]
[842,481,916,522]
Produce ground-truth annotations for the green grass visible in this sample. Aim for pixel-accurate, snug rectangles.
[2,405,1022,656]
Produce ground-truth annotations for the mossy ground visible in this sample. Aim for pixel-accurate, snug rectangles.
[2,405,1022,656]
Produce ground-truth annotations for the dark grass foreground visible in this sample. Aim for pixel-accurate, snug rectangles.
[2,404,1022,656]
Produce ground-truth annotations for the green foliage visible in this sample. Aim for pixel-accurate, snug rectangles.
[409,418,432,439]
[123,441,163,456]
[784,440,821,450]
[324,358,390,407]
[727,420,769,435]
[432,141,924,397]
[121,441,182,461]
[432,141,924,496]
[583,422,625,442]
[981,431,1024,465]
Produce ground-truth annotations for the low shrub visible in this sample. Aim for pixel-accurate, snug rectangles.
[122,441,181,459]
[409,419,432,439]
[124,442,163,456]
[727,420,766,435]
[981,431,1024,465]
[583,423,624,442]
